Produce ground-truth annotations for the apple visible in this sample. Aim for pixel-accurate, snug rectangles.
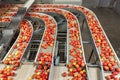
[112,71,118,75]
[109,67,115,71]
[115,68,120,72]
[104,66,109,71]
[62,72,67,77]
[105,75,111,80]
[108,63,112,67]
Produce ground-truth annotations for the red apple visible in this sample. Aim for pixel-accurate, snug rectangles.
[104,66,109,71]
[62,72,67,77]
[115,68,120,72]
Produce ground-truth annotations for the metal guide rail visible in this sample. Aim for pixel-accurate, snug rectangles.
[31,4,120,80]
[44,12,67,32]
[0,19,33,80]
[7,0,35,29]
[29,8,90,80]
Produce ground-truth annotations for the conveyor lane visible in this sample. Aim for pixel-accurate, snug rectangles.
[0,19,33,80]
[25,13,57,80]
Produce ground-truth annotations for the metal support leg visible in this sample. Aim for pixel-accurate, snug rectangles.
[94,55,100,64]
[81,19,85,33]
[88,49,94,63]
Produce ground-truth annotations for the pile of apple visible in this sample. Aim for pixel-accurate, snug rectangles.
[2,12,16,17]
[0,14,15,22]
[0,4,22,23]
[65,11,87,80]
[0,4,21,11]
[25,13,57,80]
[0,17,12,22]
[4,20,32,65]
[31,52,52,80]
[41,26,55,49]
[0,65,17,80]
[0,4,12,16]
[6,7,19,12]
[0,4,19,17]
[0,19,33,80]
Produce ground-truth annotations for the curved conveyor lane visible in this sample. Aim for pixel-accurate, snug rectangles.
[25,13,57,80]
[0,19,33,80]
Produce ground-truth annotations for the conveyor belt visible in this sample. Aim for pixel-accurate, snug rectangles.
[0,17,12,22]
[0,3,120,80]
[29,8,89,80]
[30,4,120,80]
[0,4,22,28]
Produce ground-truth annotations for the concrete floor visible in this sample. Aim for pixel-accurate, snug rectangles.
[90,7,120,58]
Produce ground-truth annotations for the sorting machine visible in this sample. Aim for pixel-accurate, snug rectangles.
[0,1,120,80]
